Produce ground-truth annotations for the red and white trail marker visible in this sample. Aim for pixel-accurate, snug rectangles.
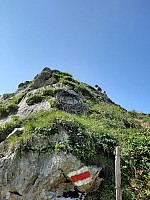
[67,166,92,187]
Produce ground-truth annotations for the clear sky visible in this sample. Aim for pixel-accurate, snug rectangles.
[0,0,150,113]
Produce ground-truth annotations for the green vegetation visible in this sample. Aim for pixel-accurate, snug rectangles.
[0,119,22,142]
[26,94,43,105]
[0,103,18,118]
[0,68,150,199]
[117,129,150,199]
[3,93,14,100]
[0,93,26,119]
[41,87,55,96]
[18,81,31,90]
[60,72,72,77]
[3,104,149,199]
[74,84,96,100]
[59,79,77,89]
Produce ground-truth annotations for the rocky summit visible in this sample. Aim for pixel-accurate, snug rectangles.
[0,68,150,200]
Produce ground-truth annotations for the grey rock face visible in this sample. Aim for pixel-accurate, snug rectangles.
[0,88,52,126]
[0,129,102,200]
[56,90,86,114]
[0,148,82,199]
[31,69,59,89]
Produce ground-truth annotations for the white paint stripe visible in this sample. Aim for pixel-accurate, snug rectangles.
[68,166,89,178]
[74,177,92,186]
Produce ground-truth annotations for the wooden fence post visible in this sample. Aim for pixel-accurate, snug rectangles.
[115,146,122,200]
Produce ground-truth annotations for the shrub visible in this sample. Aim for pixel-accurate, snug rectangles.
[51,69,61,74]
[60,72,72,77]
[51,71,73,83]
[0,120,22,142]
[63,76,79,84]
[0,103,18,118]
[18,81,31,89]
[26,94,43,106]
[42,88,55,97]
[51,73,61,82]
[59,79,77,89]
[7,103,18,115]
[3,93,14,100]
[49,98,57,108]
[11,115,20,122]
[74,84,95,100]
[42,67,51,72]
[0,104,8,118]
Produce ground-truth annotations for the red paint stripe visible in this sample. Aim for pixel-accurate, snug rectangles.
[71,171,91,182]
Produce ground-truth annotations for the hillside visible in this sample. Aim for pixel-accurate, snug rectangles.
[0,67,150,200]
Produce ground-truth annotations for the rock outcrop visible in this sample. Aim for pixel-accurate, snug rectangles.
[0,68,115,200]
[0,129,102,200]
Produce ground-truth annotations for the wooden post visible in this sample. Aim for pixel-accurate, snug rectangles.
[115,146,122,200]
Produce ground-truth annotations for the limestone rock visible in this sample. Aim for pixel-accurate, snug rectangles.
[0,128,102,199]
[56,90,85,114]
[31,68,60,89]
[0,148,83,199]
[0,89,52,127]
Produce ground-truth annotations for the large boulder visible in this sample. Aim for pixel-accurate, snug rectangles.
[56,90,87,114]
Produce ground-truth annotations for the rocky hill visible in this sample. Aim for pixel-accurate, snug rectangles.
[0,67,150,200]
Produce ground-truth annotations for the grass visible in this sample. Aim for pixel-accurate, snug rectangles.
[1,97,149,199]
[0,68,150,199]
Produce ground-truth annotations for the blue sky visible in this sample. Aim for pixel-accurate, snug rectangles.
[0,0,150,113]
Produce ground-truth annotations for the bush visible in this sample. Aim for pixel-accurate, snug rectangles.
[26,94,43,106]
[18,81,31,89]
[63,76,79,84]
[59,79,77,90]
[3,93,14,100]
[0,104,8,118]
[52,73,61,81]
[60,72,72,77]
[0,103,18,118]
[0,120,22,142]
[7,103,18,115]
[75,84,95,100]
[42,88,55,96]
[49,98,57,108]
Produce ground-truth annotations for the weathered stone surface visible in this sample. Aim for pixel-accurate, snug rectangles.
[56,90,86,114]
[0,129,102,200]
[0,148,83,199]
[17,97,51,118]
[31,68,60,89]
[0,116,12,126]
[0,89,52,126]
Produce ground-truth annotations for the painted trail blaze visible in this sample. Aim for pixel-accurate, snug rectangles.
[67,166,92,186]
[71,171,91,182]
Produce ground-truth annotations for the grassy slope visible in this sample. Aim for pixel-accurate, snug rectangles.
[0,69,150,200]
